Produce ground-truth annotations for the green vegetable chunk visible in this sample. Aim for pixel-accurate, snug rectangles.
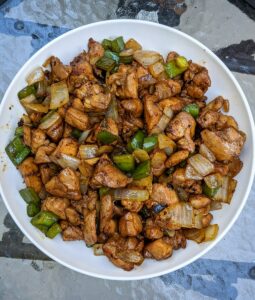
[31,211,58,227]
[130,130,145,150]
[46,223,62,239]
[202,183,219,198]
[34,224,49,234]
[97,130,118,144]
[104,50,120,64]
[71,128,82,139]
[132,160,150,180]
[183,103,200,118]
[27,202,40,217]
[113,154,135,172]
[102,39,112,50]
[15,126,24,137]
[143,136,158,152]
[19,187,40,204]
[164,56,188,79]
[111,36,125,53]
[96,56,116,71]
[119,55,133,64]
[18,84,36,100]
[5,136,31,166]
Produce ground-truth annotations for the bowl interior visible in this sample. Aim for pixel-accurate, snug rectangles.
[0,20,254,280]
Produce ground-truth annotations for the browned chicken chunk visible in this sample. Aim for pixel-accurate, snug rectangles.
[42,197,70,219]
[144,238,173,260]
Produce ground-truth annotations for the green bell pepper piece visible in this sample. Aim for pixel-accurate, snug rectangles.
[46,223,62,239]
[164,56,188,79]
[130,130,145,150]
[97,130,118,144]
[19,187,40,204]
[111,36,125,53]
[71,128,82,140]
[143,135,158,152]
[202,183,219,198]
[183,103,200,118]
[5,136,31,166]
[102,39,112,50]
[132,160,150,180]
[18,84,36,100]
[15,126,24,137]
[27,202,40,217]
[31,211,58,227]
[113,154,135,172]
[96,56,116,71]
[104,50,120,64]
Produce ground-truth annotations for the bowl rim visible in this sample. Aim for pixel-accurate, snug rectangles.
[0,19,255,281]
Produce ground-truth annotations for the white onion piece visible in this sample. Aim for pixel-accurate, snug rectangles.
[204,224,219,242]
[56,153,80,170]
[151,114,170,134]
[79,145,98,159]
[20,94,36,106]
[204,174,222,189]
[213,176,229,202]
[23,103,49,113]
[133,50,162,67]
[185,164,203,180]
[163,106,174,119]
[199,144,216,162]
[113,189,149,201]
[39,112,61,130]
[188,154,214,177]
[210,201,222,211]
[26,67,45,85]
[50,81,69,109]
[78,129,91,143]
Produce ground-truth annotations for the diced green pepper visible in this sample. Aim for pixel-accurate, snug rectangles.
[126,141,133,153]
[130,130,145,150]
[46,223,62,239]
[18,84,36,100]
[71,128,82,139]
[15,126,24,137]
[164,56,188,79]
[27,202,40,217]
[31,211,58,227]
[202,183,219,198]
[119,55,133,64]
[111,36,125,53]
[143,135,158,152]
[97,130,118,144]
[104,50,120,64]
[5,136,31,166]
[113,154,135,172]
[99,187,110,198]
[96,56,116,71]
[102,39,112,50]
[19,187,40,204]
[183,103,200,118]
[132,160,150,180]
[34,224,49,234]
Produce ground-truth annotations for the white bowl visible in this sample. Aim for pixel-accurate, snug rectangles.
[0,20,254,280]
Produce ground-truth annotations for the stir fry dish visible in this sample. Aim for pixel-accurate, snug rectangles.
[5,36,246,271]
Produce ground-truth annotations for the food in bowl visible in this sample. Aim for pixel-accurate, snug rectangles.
[5,36,246,271]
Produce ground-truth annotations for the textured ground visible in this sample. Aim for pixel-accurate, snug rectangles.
[0,1,255,299]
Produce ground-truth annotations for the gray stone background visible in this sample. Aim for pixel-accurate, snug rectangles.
[0,0,255,299]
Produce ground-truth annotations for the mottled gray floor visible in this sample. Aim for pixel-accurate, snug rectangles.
[0,1,255,299]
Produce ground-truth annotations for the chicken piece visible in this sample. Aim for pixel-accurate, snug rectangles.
[18,157,42,193]
[154,79,182,100]
[122,115,143,140]
[84,92,111,113]
[63,123,73,138]
[103,234,144,271]
[227,157,243,177]
[34,143,56,164]
[183,63,211,99]
[30,112,43,125]
[165,150,189,168]
[83,209,97,246]
[74,81,103,99]
[39,164,58,184]
[201,127,246,161]
[144,95,162,133]
[42,197,70,219]
[177,127,196,153]
[213,162,229,176]
[69,51,95,88]
[62,225,83,241]
[65,107,89,131]
[152,184,179,206]
[217,114,238,130]
[197,110,219,129]
[31,128,49,152]
[121,200,143,213]
[90,156,132,188]
[50,56,72,81]
[189,195,211,209]
[172,168,194,188]
[204,96,224,112]
[83,190,98,211]
[104,219,118,236]
[70,198,87,214]
[46,117,64,142]
[65,207,81,225]
[72,97,84,112]
[151,150,167,176]
[167,112,196,141]
[45,167,81,200]
[166,230,186,250]
[51,138,78,159]
[144,238,173,260]
[88,38,104,65]
[158,97,185,113]
[23,125,32,147]
[166,51,179,62]
[119,212,143,237]
[121,99,143,117]
[144,218,163,240]
[100,194,113,233]
[59,220,69,230]
[108,65,138,99]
